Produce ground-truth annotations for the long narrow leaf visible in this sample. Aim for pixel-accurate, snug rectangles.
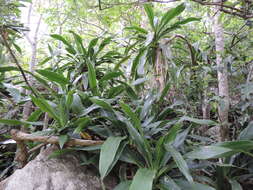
[99,136,125,179]
[129,168,156,190]
[165,144,193,183]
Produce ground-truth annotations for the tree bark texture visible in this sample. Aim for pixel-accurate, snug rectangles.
[213,0,230,141]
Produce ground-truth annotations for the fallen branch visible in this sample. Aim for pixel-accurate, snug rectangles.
[11,129,104,147]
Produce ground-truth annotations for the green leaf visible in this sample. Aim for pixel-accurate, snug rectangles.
[88,38,99,56]
[66,90,74,108]
[90,97,114,112]
[175,179,215,190]
[159,3,185,32]
[107,85,125,98]
[48,149,73,159]
[120,102,142,133]
[38,57,52,66]
[100,71,122,83]
[239,122,253,140]
[71,93,84,114]
[159,176,182,190]
[174,17,200,25]
[69,30,85,55]
[125,26,148,34]
[131,48,146,77]
[0,66,19,72]
[0,119,43,126]
[165,144,193,183]
[143,4,155,30]
[73,117,91,134]
[36,69,69,86]
[50,34,71,47]
[215,140,253,152]
[99,136,125,179]
[59,135,68,149]
[159,83,170,102]
[186,146,234,159]
[24,109,43,128]
[129,168,156,190]
[87,61,99,95]
[229,179,243,190]
[179,116,217,126]
[114,181,132,190]
[31,96,60,125]
[98,37,113,53]
[13,43,22,54]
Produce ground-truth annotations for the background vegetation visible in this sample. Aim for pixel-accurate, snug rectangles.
[1,0,253,189]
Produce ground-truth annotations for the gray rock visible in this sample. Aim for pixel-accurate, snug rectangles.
[0,146,116,190]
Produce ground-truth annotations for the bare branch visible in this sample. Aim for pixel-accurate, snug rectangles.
[11,130,104,147]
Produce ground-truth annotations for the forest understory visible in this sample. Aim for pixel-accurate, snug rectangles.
[1,0,253,189]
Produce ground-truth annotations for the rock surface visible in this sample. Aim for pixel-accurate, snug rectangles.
[0,146,116,190]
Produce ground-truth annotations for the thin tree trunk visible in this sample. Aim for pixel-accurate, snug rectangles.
[21,3,42,131]
[213,0,230,141]
[155,47,166,92]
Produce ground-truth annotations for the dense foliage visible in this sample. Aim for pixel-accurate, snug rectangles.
[1,0,253,189]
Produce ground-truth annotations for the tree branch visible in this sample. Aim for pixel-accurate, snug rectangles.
[11,129,104,147]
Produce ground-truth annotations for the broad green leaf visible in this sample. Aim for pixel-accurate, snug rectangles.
[73,117,91,134]
[50,34,72,48]
[159,176,182,190]
[186,146,234,159]
[59,97,68,127]
[69,30,85,55]
[129,168,156,190]
[66,90,74,108]
[179,116,217,125]
[239,122,253,140]
[215,140,253,152]
[31,96,60,125]
[175,179,215,190]
[24,109,43,128]
[100,71,122,83]
[114,181,132,190]
[38,57,52,66]
[0,66,19,72]
[87,61,99,95]
[71,93,84,114]
[98,37,112,53]
[99,136,125,179]
[107,85,125,98]
[173,17,201,26]
[143,4,155,30]
[88,38,98,56]
[36,69,69,86]
[159,3,185,32]
[125,26,148,34]
[27,109,42,122]
[131,48,146,77]
[159,83,170,102]
[90,97,114,111]
[229,179,243,190]
[114,56,131,71]
[59,135,68,149]
[120,102,142,133]
[165,144,193,183]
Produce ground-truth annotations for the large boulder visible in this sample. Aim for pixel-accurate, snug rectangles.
[0,146,117,190]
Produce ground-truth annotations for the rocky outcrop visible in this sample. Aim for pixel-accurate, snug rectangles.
[0,146,116,190]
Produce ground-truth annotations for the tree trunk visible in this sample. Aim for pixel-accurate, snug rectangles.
[21,3,42,132]
[213,0,230,141]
